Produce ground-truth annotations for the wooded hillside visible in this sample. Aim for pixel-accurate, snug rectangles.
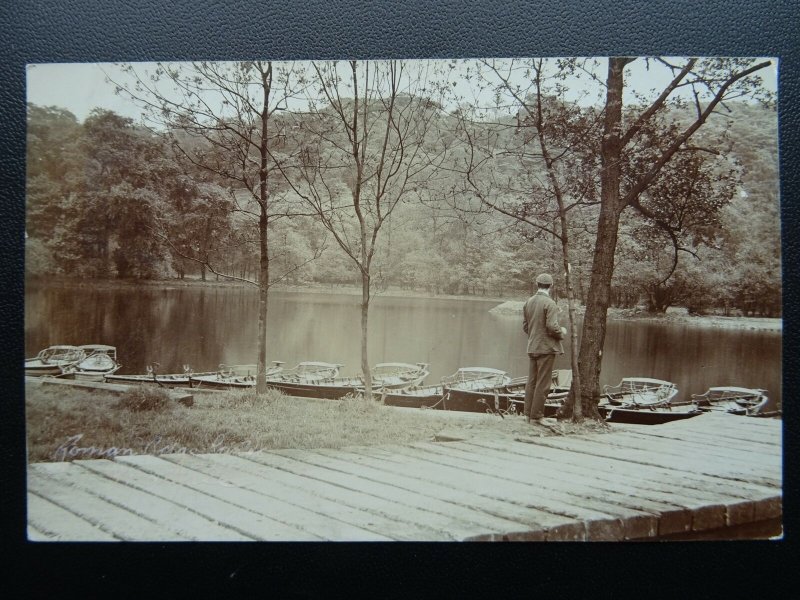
[25,90,780,317]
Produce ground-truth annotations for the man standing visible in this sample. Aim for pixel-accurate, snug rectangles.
[523,273,566,422]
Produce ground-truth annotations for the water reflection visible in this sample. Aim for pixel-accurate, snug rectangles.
[25,285,781,406]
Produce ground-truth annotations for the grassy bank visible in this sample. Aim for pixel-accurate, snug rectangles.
[26,384,607,463]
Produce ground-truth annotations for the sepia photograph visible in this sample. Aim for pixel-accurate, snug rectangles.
[24,56,781,542]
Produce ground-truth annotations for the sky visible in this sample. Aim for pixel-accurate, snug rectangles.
[26,57,779,124]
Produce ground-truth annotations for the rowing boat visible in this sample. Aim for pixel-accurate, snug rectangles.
[382,367,513,410]
[599,377,702,424]
[266,362,429,399]
[62,345,121,381]
[106,364,215,387]
[265,361,343,383]
[691,386,780,417]
[25,345,86,376]
[189,362,284,390]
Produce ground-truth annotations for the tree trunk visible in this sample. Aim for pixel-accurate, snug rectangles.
[257,205,269,393]
[560,262,583,421]
[255,63,272,394]
[360,271,372,400]
[576,57,630,417]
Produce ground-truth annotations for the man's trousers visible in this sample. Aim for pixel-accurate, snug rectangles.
[523,353,556,419]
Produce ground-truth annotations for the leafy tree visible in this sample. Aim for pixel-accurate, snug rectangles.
[73,110,169,278]
[115,61,316,391]
[25,104,82,275]
[281,60,448,398]
[576,57,772,417]
[620,144,739,312]
[27,108,171,278]
[445,58,600,418]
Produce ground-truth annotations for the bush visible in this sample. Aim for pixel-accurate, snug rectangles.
[337,393,380,416]
[116,386,173,412]
[214,387,286,408]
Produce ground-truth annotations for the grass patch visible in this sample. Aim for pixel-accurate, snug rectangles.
[25,383,608,463]
[116,386,173,412]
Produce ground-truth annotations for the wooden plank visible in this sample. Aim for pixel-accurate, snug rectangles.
[571,432,782,484]
[27,492,119,541]
[632,416,782,441]
[311,447,584,541]
[162,453,394,541]
[199,453,445,541]
[282,447,569,537]
[624,427,782,454]
[341,445,632,541]
[86,456,324,541]
[55,461,254,541]
[184,453,449,541]
[392,443,661,540]
[530,435,781,488]
[675,413,782,430]
[344,444,664,540]
[459,439,767,531]
[606,422,780,455]
[243,450,516,541]
[469,437,777,503]
[28,467,189,541]
[27,523,53,541]
[580,430,780,470]
[624,417,782,446]
[422,440,696,536]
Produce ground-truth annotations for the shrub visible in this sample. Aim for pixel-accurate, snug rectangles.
[214,387,286,408]
[116,386,173,412]
[337,393,380,416]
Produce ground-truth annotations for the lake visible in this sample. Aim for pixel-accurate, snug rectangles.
[24,284,782,406]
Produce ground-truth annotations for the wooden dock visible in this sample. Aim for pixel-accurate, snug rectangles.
[27,413,781,541]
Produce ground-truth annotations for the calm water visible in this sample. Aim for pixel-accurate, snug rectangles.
[24,285,782,406]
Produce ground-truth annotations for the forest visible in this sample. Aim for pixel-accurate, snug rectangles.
[25,89,780,319]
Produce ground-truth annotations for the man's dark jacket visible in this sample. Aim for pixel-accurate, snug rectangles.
[522,291,564,355]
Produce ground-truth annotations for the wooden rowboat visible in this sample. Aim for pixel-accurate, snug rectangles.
[382,367,513,411]
[62,345,121,381]
[265,361,343,383]
[443,370,570,414]
[189,362,284,390]
[25,345,85,376]
[372,362,430,390]
[106,364,215,387]
[691,386,780,417]
[266,362,429,399]
[597,404,703,425]
[602,377,679,407]
[599,377,702,424]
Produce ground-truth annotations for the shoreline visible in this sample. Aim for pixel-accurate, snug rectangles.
[490,300,781,332]
[26,277,782,332]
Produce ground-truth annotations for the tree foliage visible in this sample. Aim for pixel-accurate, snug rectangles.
[25,58,779,331]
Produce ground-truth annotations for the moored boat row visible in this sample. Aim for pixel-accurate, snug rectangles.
[381,368,571,415]
[109,360,429,395]
[25,344,780,423]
